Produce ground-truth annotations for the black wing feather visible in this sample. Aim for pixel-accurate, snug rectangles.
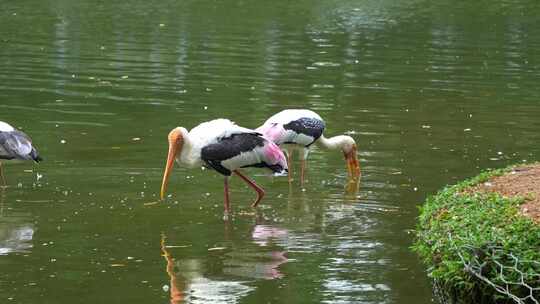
[283,117,325,146]
[201,133,266,176]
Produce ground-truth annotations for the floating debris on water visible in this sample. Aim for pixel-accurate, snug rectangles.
[208,247,226,251]
[143,201,159,206]
[165,245,192,248]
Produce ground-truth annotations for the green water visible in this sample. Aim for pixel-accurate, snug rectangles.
[1,0,540,303]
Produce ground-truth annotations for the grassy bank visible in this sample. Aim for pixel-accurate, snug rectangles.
[413,165,540,303]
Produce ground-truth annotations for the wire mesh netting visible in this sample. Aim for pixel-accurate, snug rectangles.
[444,233,540,304]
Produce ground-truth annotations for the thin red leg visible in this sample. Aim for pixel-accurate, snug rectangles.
[234,170,265,207]
[286,149,293,183]
[300,158,306,187]
[224,176,231,215]
[300,148,309,187]
[0,161,6,187]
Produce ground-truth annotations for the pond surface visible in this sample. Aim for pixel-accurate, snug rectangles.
[1,0,540,303]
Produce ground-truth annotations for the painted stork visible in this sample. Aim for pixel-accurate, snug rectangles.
[160,119,288,217]
[0,121,43,186]
[256,109,360,185]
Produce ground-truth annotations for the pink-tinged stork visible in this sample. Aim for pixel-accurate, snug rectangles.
[0,121,43,186]
[256,109,360,185]
[160,119,288,217]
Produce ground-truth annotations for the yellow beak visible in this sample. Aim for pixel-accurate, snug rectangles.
[160,129,183,199]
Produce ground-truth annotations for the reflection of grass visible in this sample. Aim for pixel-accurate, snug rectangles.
[413,164,540,303]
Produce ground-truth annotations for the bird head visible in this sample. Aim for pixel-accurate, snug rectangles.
[160,127,185,199]
[341,137,360,179]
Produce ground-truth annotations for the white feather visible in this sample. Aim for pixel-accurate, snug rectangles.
[261,109,322,125]
[178,119,258,168]
[189,119,254,146]
[0,121,15,132]
[291,132,315,146]
[220,148,263,172]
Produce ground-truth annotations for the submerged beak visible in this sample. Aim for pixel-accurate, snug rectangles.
[160,129,183,200]
[344,144,360,180]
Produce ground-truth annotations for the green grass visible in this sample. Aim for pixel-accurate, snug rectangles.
[413,164,540,304]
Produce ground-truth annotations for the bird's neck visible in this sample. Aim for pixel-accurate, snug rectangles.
[177,129,201,168]
[316,135,350,151]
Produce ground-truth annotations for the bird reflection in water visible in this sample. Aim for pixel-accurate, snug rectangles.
[160,233,185,304]
[250,225,289,280]
[160,224,289,303]
[0,191,35,255]
[251,224,288,247]
[160,233,253,303]
[223,224,288,280]
[345,176,360,196]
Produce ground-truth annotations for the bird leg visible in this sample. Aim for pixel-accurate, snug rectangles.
[300,158,306,187]
[0,161,6,187]
[234,170,265,208]
[287,149,293,183]
[300,148,309,187]
[223,176,231,219]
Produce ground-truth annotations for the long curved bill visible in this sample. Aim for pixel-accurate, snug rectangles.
[345,144,360,180]
[160,138,179,200]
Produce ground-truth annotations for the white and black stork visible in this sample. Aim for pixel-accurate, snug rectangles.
[160,119,288,217]
[0,121,43,186]
[256,109,360,185]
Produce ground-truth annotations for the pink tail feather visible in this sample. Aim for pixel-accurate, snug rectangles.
[263,141,288,171]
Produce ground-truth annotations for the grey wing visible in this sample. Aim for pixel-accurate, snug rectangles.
[0,131,34,160]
